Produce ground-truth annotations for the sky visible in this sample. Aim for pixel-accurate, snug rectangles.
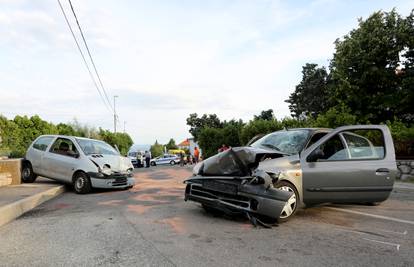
[0,0,412,145]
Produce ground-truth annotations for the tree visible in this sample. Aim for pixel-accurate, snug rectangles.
[98,129,133,156]
[165,138,178,150]
[186,113,223,141]
[150,140,164,158]
[311,104,359,128]
[285,63,331,118]
[254,109,275,121]
[330,9,414,123]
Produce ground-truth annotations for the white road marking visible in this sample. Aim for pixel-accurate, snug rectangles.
[375,229,408,235]
[326,207,414,225]
[363,238,400,251]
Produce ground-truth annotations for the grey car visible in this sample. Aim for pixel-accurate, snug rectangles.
[22,135,135,193]
[185,125,396,222]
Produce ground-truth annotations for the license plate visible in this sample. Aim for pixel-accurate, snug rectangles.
[203,180,238,194]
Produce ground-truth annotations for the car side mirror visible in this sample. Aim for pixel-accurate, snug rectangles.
[307,148,324,162]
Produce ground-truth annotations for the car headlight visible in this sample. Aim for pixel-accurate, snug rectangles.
[126,168,133,177]
[101,164,112,176]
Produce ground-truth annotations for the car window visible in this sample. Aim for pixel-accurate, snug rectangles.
[251,129,311,154]
[312,129,385,161]
[317,134,349,161]
[50,138,78,157]
[306,132,328,148]
[33,136,55,151]
[76,138,119,155]
[342,130,385,159]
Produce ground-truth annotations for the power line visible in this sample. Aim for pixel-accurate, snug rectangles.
[56,0,113,113]
[67,0,114,112]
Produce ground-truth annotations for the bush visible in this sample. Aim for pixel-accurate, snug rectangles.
[0,114,134,158]
[386,120,414,159]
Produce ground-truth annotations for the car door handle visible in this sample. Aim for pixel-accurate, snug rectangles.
[375,168,389,175]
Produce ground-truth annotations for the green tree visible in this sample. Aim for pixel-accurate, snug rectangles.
[150,140,164,158]
[98,128,133,156]
[285,63,332,118]
[197,127,225,158]
[165,138,178,150]
[311,104,359,128]
[186,113,222,141]
[331,9,414,123]
[254,109,275,121]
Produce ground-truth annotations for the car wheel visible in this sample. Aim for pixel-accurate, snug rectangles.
[21,162,37,183]
[151,162,156,166]
[170,160,176,165]
[73,172,92,194]
[275,181,299,222]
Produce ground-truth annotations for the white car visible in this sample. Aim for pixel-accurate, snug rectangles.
[22,135,135,193]
[150,154,180,166]
[127,150,145,168]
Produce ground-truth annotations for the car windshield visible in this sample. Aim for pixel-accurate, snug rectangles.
[250,130,310,155]
[76,138,119,155]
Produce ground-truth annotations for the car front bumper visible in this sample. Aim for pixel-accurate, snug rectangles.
[88,172,135,188]
[184,176,292,219]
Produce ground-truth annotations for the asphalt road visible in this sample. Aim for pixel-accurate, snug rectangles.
[1,166,413,267]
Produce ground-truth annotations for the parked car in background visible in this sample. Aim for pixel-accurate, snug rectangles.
[150,154,180,166]
[22,135,135,193]
[127,150,145,168]
[185,125,396,222]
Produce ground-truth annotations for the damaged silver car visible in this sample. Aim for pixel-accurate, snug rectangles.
[22,135,135,193]
[185,125,396,222]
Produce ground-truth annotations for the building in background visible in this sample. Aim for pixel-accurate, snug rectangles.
[178,138,201,156]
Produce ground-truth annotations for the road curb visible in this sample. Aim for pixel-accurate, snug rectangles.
[0,185,65,227]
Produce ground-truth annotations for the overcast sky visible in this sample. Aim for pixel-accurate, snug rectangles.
[0,0,412,145]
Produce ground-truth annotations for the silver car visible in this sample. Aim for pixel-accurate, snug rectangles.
[22,135,135,193]
[186,125,397,222]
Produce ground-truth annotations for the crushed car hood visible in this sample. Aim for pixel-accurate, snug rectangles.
[196,146,286,176]
[88,154,132,172]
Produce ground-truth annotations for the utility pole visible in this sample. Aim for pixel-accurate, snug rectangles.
[123,121,126,133]
[113,95,118,133]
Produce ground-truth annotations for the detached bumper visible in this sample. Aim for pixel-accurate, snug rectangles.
[184,176,292,219]
[88,172,135,188]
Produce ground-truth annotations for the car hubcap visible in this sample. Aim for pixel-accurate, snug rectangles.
[278,186,297,219]
[76,177,85,189]
[23,167,30,178]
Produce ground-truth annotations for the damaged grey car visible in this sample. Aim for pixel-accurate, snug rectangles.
[184,125,396,223]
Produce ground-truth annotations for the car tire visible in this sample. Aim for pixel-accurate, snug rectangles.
[21,161,37,183]
[73,171,92,194]
[274,181,299,222]
[170,160,176,165]
[151,162,156,166]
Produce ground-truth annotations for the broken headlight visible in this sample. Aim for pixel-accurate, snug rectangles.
[101,164,112,176]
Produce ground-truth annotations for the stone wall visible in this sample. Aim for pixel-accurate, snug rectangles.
[397,160,414,180]
[0,159,22,185]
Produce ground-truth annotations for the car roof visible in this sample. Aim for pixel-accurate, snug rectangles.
[285,127,332,132]
[37,134,102,142]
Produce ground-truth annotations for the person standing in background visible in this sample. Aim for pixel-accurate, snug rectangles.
[194,147,200,163]
[179,152,185,167]
[144,150,151,168]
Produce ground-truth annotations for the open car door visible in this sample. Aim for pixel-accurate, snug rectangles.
[300,125,397,205]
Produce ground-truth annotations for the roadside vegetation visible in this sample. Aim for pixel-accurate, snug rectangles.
[0,115,133,157]
[187,9,414,159]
